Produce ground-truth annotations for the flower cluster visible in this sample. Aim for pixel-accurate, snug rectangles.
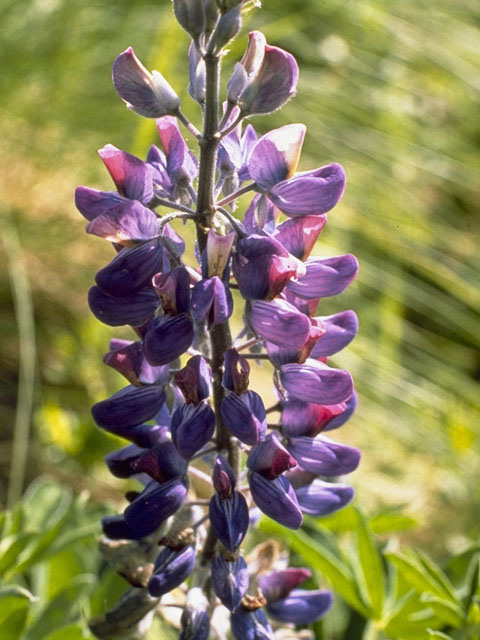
[77,2,360,638]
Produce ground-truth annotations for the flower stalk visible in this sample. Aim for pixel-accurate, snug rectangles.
[76,2,360,637]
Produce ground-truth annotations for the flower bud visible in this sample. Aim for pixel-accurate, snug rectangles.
[152,267,191,316]
[231,608,274,640]
[209,491,249,552]
[211,554,249,611]
[173,0,206,40]
[148,545,196,597]
[113,47,180,118]
[171,401,216,459]
[212,455,236,497]
[188,42,206,105]
[211,5,242,51]
[222,348,250,394]
[180,588,210,640]
[227,31,299,116]
[174,355,212,404]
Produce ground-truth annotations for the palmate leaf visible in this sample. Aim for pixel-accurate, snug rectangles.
[354,508,385,619]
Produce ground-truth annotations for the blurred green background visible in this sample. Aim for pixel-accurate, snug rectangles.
[0,0,479,636]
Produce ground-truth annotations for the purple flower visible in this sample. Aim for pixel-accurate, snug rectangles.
[98,144,155,204]
[281,398,349,438]
[232,234,304,301]
[91,384,165,431]
[103,339,169,386]
[153,116,198,203]
[191,276,233,327]
[171,401,216,459]
[221,390,267,445]
[124,477,188,538]
[249,472,303,529]
[148,545,196,597]
[295,479,354,516]
[212,455,236,498]
[280,359,354,405]
[267,589,333,624]
[249,299,324,355]
[131,441,188,483]
[248,124,346,217]
[95,240,164,297]
[105,444,146,479]
[88,286,159,327]
[180,588,210,640]
[143,313,194,365]
[247,433,297,480]
[272,215,327,260]
[152,267,191,316]
[112,47,180,118]
[209,491,249,552]
[311,310,359,357]
[211,555,249,611]
[231,608,274,640]
[287,435,361,476]
[227,31,299,116]
[84,198,160,245]
[286,254,359,299]
[258,568,311,602]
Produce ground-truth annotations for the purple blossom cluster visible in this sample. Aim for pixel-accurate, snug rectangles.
[77,2,360,638]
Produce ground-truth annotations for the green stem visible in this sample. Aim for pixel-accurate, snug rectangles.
[3,214,36,509]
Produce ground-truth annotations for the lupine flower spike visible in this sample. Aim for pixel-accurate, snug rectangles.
[78,2,360,638]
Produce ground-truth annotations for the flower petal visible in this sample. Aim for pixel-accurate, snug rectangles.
[269,163,346,216]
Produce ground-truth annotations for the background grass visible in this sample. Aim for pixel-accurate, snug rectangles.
[1,0,479,559]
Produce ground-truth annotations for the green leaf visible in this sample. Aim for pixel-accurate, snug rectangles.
[420,594,464,627]
[370,511,418,535]
[23,574,94,640]
[382,589,443,638]
[415,549,459,604]
[0,533,37,576]
[354,508,385,619]
[0,585,36,640]
[426,630,454,640]
[385,551,459,605]
[259,518,369,617]
[41,623,87,640]
[22,477,72,532]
